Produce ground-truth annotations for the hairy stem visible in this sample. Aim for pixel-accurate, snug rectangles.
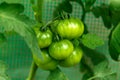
[78,0,88,33]
[78,0,86,21]
[27,0,44,80]
[37,0,44,22]
[87,76,97,80]
[30,0,44,22]
[26,61,38,80]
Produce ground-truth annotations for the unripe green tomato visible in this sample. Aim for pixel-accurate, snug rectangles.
[59,47,83,67]
[33,50,58,70]
[49,39,74,60]
[37,29,52,48]
[57,18,84,39]
[109,0,120,11]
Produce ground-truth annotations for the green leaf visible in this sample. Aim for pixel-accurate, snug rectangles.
[109,0,120,12]
[81,72,93,80]
[47,68,69,80]
[109,3,120,26]
[30,0,35,5]
[79,45,107,79]
[72,39,80,47]
[93,3,120,28]
[0,0,21,3]
[100,4,112,29]
[0,60,8,74]
[0,33,6,46]
[85,0,96,5]
[109,23,120,61]
[0,2,43,60]
[81,33,104,49]
[87,61,117,80]
[85,0,96,11]
[0,61,10,80]
[92,4,112,29]
[0,74,10,80]
[94,61,110,76]
[92,6,101,18]
[110,11,120,27]
[53,0,72,18]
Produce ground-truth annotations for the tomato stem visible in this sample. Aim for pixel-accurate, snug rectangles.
[30,0,44,22]
[53,34,62,42]
[37,0,44,22]
[78,0,88,33]
[41,16,60,31]
[87,76,97,80]
[59,11,70,20]
[26,61,38,80]
[72,39,80,47]
[30,0,35,4]
[56,34,60,41]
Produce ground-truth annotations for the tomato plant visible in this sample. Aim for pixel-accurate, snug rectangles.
[0,0,120,80]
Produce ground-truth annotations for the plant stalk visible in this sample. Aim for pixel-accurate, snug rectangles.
[78,0,88,33]
[87,76,97,80]
[26,61,38,80]
[27,0,44,80]
[37,0,44,22]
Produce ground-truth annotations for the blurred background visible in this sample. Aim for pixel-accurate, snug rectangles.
[0,0,120,80]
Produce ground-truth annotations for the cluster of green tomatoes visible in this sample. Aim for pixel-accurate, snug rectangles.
[33,17,84,71]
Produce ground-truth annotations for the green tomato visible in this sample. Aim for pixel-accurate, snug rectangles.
[109,0,120,11]
[37,29,52,48]
[59,47,83,67]
[49,39,74,60]
[57,18,84,39]
[33,50,58,70]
